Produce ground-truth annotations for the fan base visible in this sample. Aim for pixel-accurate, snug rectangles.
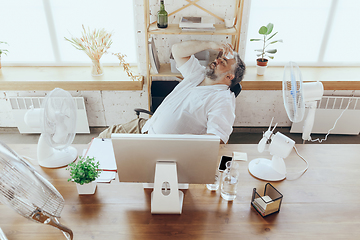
[248,158,286,181]
[38,146,77,168]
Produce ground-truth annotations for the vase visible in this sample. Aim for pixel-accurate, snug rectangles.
[256,58,268,76]
[91,59,103,76]
[76,181,97,195]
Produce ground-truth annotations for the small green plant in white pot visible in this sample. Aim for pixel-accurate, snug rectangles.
[66,156,101,195]
[250,23,282,75]
[0,41,9,69]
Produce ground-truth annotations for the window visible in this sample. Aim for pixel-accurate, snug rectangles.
[245,0,360,66]
[1,0,136,66]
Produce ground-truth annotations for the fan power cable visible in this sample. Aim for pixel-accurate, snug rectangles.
[308,91,356,143]
[285,146,309,181]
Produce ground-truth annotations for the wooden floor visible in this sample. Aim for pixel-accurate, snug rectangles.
[0,143,359,239]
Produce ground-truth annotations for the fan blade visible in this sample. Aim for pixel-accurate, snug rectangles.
[0,227,8,240]
[258,137,267,153]
[258,128,274,153]
[283,62,305,123]
[52,121,68,144]
[268,117,274,131]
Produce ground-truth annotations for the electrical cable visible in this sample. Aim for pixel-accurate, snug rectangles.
[309,92,355,143]
[285,146,309,180]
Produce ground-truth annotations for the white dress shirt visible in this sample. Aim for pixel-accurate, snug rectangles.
[142,55,236,143]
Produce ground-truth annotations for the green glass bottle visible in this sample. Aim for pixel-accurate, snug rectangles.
[157,0,168,28]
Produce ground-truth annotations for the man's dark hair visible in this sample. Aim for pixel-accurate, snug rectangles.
[230,53,246,88]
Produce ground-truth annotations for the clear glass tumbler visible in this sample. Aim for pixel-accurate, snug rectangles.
[206,170,221,191]
[221,161,240,201]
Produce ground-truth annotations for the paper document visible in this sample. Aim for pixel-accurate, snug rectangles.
[84,138,117,171]
[233,152,248,161]
[83,138,117,183]
[96,171,116,183]
[82,148,116,183]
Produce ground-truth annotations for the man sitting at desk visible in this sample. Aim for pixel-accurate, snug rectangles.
[99,40,246,144]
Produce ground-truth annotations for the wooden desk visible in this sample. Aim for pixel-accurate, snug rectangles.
[1,144,359,239]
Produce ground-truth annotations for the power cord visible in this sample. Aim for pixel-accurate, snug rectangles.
[286,146,309,180]
[309,92,355,143]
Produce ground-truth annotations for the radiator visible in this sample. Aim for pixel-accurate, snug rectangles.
[291,96,360,135]
[8,97,90,134]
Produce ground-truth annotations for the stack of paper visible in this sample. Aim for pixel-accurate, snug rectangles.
[83,138,117,183]
[179,16,215,31]
[253,195,280,216]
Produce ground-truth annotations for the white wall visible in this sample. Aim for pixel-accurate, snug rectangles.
[1,0,358,128]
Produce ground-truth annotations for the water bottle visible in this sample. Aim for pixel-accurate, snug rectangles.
[221,161,240,201]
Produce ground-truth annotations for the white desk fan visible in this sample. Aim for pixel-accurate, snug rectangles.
[25,88,77,168]
[249,61,319,181]
[249,62,324,181]
[248,118,295,181]
[283,62,324,141]
[0,141,73,239]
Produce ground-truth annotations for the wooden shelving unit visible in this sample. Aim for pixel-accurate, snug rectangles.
[143,0,245,109]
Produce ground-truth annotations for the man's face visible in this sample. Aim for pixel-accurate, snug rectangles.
[206,56,236,81]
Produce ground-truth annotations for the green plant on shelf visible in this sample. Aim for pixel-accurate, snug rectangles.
[66,156,101,185]
[0,41,9,56]
[250,23,282,62]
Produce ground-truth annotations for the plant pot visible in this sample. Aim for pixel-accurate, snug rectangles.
[256,66,267,76]
[256,58,268,76]
[76,181,97,195]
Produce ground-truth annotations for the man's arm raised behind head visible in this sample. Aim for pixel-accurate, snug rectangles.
[171,41,222,68]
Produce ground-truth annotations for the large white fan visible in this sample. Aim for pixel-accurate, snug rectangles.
[25,88,77,168]
[283,62,324,141]
[0,141,73,239]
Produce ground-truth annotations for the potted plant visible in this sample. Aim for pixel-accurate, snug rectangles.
[0,41,9,69]
[250,23,282,75]
[66,156,101,195]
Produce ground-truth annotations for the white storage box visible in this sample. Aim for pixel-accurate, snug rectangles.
[170,50,210,73]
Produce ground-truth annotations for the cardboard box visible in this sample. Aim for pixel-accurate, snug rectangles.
[170,50,210,73]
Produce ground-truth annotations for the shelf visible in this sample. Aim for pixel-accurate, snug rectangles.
[242,66,360,90]
[148,23,237,35]
[148,66,360,90]
[0,66,144,91]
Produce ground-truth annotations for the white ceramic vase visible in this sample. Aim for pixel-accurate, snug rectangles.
[256,65,267,76]
[76,181,97,195]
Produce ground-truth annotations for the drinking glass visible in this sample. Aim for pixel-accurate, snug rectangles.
[206,170,221,191]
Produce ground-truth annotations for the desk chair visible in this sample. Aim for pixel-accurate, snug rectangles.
[134,83,242,131]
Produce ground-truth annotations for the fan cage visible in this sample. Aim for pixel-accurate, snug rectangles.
[283,62,305,123]
[0,145,65,219]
